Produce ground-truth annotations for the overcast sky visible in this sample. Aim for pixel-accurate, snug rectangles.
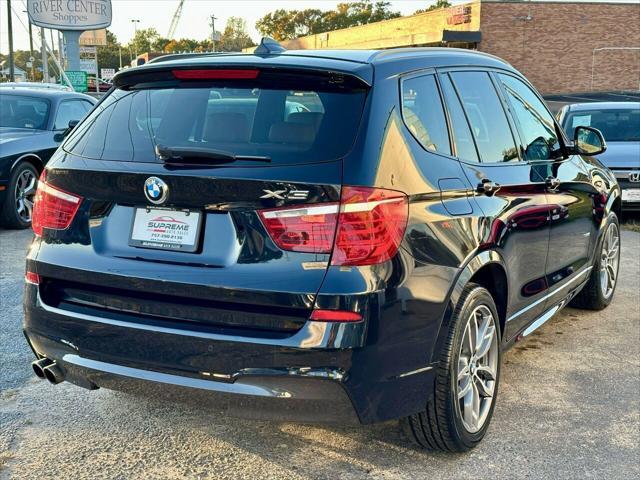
[0,0,633,54]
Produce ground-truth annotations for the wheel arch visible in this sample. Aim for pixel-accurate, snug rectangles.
[11,153,45,175]
[610,192,622,221]
[430,250,509,363]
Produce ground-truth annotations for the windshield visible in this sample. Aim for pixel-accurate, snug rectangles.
[0,94,50,130]
[64,80,368,165]
[564,107,640,142]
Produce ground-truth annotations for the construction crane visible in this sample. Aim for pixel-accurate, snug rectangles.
[167,0,185,39]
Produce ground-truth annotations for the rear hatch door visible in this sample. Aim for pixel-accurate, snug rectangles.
[37,63,370,333]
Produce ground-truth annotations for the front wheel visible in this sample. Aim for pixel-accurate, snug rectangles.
[401,284,501,452]
[571,212,620,310]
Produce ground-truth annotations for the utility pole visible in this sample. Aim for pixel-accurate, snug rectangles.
[58,31,64,70]
[209,15,217,51]
[40,27,49,82]
[27,14,35,80]
[131,19,141,59]
[7,0,15,81]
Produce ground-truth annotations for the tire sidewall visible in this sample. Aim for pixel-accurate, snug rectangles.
[2,161,39,229]
[448,286,502,449]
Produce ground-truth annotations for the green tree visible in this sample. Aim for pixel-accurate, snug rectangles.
[151,36,172,52]
[0,50,45,81]
[218,17,255,52]
[96,30,123,72]
[256,1,400,41]
[127,28,161,55]
[256,10,297,41]
[414,0,451,14]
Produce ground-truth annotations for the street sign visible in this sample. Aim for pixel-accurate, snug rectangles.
[80,59,98,74]
[80,29,108,46]
[27,0,112,31]
[101,68,115,80]
[65,71,88,93]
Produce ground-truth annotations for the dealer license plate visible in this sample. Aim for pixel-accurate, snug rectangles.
[129,207,202,252]
[622,189,640,203]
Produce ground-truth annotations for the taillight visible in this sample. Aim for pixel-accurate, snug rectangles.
[172,69,260,80]
[332,187,408,266]
[32,171,83,236]
[258,186,408,265]
[258,204,339,253]
[25,271,41,285]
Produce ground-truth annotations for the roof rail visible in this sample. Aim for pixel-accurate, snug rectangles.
[254,37,286,55]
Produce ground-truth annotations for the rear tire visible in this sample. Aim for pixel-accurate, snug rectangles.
[0,161,39,229]
[401,283,501,452]
[571,212,620,311]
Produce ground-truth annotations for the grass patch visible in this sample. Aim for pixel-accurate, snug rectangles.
[621,216,640,233]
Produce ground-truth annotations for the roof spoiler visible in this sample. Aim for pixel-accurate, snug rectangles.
[254,37,286,55]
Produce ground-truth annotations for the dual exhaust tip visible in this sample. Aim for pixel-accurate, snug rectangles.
[32,358,64,385]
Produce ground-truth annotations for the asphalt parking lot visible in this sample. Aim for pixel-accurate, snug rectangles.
[1,226,639,480]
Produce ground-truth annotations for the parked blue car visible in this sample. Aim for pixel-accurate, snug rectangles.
[0,86,96,228]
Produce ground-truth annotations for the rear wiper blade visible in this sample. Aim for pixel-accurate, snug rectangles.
[155,145,271,163]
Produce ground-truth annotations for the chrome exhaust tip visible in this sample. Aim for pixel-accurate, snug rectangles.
[32,358,53,379]
[43,363,65,385]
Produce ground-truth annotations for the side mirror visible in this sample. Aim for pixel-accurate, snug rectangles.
[54,119,80,142]
[573,126,606,156]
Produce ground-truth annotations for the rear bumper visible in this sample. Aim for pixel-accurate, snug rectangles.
[24,285,439,424]
[28,337,360,424]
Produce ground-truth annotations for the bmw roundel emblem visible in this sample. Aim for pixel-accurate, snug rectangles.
[144,177,169,205]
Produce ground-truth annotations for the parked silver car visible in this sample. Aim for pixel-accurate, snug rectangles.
[557,102,640,211]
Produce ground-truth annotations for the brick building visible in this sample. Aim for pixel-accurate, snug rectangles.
[277,1,640,95]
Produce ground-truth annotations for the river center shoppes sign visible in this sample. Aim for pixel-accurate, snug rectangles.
[27,0,112,30]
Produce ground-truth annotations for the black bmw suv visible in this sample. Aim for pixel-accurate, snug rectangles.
[24,41,621,452]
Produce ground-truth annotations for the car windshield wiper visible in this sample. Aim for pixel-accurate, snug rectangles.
[155,145,271,164]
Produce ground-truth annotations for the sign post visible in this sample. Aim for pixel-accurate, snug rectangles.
[27,0,112,75]
[65,70,88,93]
[101,68,115,81]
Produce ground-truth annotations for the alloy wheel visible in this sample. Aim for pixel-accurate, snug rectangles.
[457,305,499,433]
[14,169,37,224]
[599,222,620,299]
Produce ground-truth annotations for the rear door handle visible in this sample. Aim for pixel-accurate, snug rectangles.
[546,176,561,191]
[477,178,501,196]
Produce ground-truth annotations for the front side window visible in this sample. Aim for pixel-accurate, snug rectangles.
[54,100,92,130]
[401,74,451,155]
[498,74,561,161]
[0,94,50,130]
[450,72,518,163]
[64,79,367,166]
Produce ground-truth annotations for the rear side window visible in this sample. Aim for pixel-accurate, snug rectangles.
[450,72,518,163]
[401,74,451,155]
[498,74,561,161]
[439,74,479,162]
[64,79,367,165]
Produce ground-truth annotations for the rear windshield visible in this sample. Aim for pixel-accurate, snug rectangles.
[63,80,367,165]
[563,107,640,142]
